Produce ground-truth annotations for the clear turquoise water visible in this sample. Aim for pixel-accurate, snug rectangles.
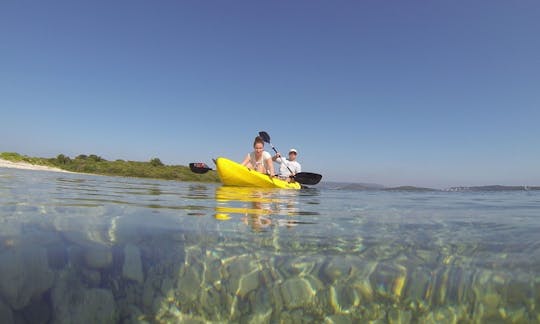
[1,168,539,323]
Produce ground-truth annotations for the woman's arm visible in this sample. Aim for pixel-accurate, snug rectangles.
[241,154,252,168]
[265,157,275,176]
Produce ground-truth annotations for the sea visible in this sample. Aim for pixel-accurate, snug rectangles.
[1,167,539,323]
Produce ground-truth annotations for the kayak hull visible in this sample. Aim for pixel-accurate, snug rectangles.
[215,157,301,189]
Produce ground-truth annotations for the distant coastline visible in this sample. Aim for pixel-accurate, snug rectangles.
[443,185,540,192]
[0,152,219,183]
[320,182,540,192]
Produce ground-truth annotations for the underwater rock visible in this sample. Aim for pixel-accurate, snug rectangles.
[21,296,51,324]
[242,307,273,324]
[236,269,261,298]
[122,304,147,324]
[176,265,201,303]
[204,259,224,287]
[350,278,374,303]
[280,257,317,277]
[160,277,175,298]
[369,262,407,301]
[278,309,313,323]
[52,272,117,324]
[271,285,284,314]
[80,268,101,286]
[387,307,412,324]
[361,303,386,321]
[184,245,205,266]
[142,277,158,310]
[403,266,432,304]
[46,243,69,270]
[444,267,471,305]
[0,299,13,324]
[303,274,325,292]
[123,244,144,284]
[250,288,273,316]
[324,314,353,324]
[224,254,259,295]
[322,257,352,283]
[329,284,360,313]
[151,295,168,319]
[279,277,316,309]
[0,246,54,310]
[419,306,458,323]
[74,289,116,323]
[155,304,207,324]
[56,213,112,248]
[313,287,333,316]
[84,246,113,269]
[499,306,528,323]
[65,244,84,267]
[259,264,281,290]
[123,280,145,306]
[506,279,531,306]
[478,291,502,319]
[199,287,225,321]
[22,227,63,247]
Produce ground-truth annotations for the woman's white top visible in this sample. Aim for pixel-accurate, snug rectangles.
[249,151,272,173]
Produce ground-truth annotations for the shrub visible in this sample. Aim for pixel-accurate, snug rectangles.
[150,158,164,167]
[56,154,71,165]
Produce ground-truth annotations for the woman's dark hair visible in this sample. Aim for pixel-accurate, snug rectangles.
[253,136,265,147]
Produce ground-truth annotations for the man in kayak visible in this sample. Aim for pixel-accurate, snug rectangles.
[272,148,302,182]
[241,136,275,177]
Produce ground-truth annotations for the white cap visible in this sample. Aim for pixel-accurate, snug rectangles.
[289,148,297,154]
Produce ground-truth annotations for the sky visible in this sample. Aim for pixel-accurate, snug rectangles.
[1,1,539,188]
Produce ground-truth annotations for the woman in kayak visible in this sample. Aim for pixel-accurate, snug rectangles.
[241,136,275,177]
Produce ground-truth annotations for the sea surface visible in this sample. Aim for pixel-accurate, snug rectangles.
[1,168,539,323]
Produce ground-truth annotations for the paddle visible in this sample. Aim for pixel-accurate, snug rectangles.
[292,172,323,186]
[258,131,322,185]
[189,162,213,174]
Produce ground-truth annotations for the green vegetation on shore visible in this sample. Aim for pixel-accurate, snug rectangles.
[0,152,219,182]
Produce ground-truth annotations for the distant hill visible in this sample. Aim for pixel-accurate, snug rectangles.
[319,182,540,192]
[383,186,438,192]
[446,185,540,192]
[319,181,385,190]
[319,182,438,191]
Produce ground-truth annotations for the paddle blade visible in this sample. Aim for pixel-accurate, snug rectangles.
[258,131,271,143]
[294,172,322,185]
[189,163,212,174]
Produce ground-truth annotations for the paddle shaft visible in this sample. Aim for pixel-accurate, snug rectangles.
[268,144,296,177]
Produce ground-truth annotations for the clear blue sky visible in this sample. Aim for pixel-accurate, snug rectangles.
[1,1,539,188]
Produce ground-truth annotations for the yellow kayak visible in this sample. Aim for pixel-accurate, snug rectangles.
[215,157,301,189]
